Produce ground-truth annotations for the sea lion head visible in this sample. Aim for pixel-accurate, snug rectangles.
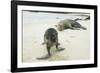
[55,24,63,31]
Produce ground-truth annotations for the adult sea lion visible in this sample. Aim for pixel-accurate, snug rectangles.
[55,19,86,31]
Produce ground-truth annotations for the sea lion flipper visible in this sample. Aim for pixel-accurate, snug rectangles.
[41,42,45,45]
[37,55,51,60]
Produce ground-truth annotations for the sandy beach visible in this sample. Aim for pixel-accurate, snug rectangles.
[22,11,90,62]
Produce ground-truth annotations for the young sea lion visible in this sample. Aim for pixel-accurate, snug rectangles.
[37,28,64,60]
[43,28,60,56]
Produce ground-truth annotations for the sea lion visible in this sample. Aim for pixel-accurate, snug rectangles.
[43,28,60,56]
[55,19,86,31]
[37,28,64,60]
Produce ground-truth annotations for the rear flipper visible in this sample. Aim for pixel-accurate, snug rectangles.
[81,26,87,30]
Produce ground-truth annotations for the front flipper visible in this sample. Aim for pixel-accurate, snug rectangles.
[41,42,45,45]
[58,43,60,45]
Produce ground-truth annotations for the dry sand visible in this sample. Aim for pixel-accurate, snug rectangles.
[22,20,90,62]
